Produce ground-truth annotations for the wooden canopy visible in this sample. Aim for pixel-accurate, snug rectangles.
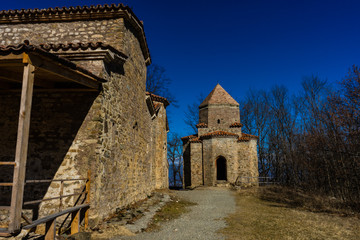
[0,43,105,233]
[0,43,105,91]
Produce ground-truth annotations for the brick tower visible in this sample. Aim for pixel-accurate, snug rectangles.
[182,84,258,187]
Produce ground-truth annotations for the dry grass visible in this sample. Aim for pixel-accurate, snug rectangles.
[221,186,360,240]
[146,195,196,232]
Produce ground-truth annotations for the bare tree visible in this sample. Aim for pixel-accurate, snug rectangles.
[146,64,177,106]
[184,94,204,133]
[167,133,183,188]
[240,90,271,177]
[241,71,360,210]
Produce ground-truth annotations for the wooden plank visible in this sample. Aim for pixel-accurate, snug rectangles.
[28,53,100,89]
[23,204,89,230]
[0,161,16,166]
[0,183,13,186]
[45,219,56,240]
[71,210,80,235]
[8,56,35,233]
[0,88,99,93]
[59,181,64,211]
[0,54,23,61]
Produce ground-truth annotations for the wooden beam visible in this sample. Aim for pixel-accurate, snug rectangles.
[0,69,54,88]
[0,88,99,93]
[8,54,35,233]
[0,161,16,166]
[0,183,13,186]
[0,55,23,68]
[0,54,23,61]
[28,53,100,89]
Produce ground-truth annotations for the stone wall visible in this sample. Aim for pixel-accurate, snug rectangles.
[202,137,239,185]
[153,106,169,189]
[199,105,240,133]
[184,137,258,188]
[238,139,259,186]
[190,143,203,187]
[0,19,124,50]
[0,91,97,223]
[183,143,191,187]
[0,14,168,226]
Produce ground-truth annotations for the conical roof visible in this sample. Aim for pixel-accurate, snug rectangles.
[199,84,239,107]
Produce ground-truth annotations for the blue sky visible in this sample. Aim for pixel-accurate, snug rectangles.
[3,0,360,136]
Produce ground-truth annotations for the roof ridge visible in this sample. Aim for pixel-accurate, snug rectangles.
[0,4,131,18]
[146,92,170,107]
[199,84,239,107]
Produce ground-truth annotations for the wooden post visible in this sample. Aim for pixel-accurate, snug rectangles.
[45,219,56,240]
[59,180,64,211]
[9,54,35,233]
[71,210,80,235]
[84,170,90,229]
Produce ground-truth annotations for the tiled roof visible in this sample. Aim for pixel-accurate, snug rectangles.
[189,137,202,143]
[39,42,128,59]
[238,133,259,142]
[196,123,208,128]
[0,42,105,83]
[181,134,197,140]
[199,84,239,108]
[146,92,170,107]
[0,4,129,17]
[230,122,243,128]
[0,4,151,65]
[200,131,239,139]
[181,134,198,143]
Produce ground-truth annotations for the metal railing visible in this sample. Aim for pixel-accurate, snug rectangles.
[235,176,278,186]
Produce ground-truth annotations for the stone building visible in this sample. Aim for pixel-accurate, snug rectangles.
[182,84,258,188]
[0,4,169,231]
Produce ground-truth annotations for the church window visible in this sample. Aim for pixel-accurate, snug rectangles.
[217,119,220,124]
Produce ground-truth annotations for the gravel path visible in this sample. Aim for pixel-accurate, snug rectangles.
[114,187,236,240]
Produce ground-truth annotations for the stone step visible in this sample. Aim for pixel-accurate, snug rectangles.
[215,181,230,187]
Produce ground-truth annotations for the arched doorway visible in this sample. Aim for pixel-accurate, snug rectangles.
[216,156,227,181]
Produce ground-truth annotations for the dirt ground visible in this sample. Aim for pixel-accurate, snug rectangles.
[221,187,360,240]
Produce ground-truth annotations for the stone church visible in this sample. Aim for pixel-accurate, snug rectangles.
[182,84,258,188]
[0,3,169,232]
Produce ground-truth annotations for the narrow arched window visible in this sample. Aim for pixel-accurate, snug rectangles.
[217,119,220,124]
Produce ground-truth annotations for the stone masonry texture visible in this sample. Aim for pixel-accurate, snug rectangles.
[0,5,168,227]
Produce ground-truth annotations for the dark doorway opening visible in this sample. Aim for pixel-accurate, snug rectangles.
[216,156,227,181]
